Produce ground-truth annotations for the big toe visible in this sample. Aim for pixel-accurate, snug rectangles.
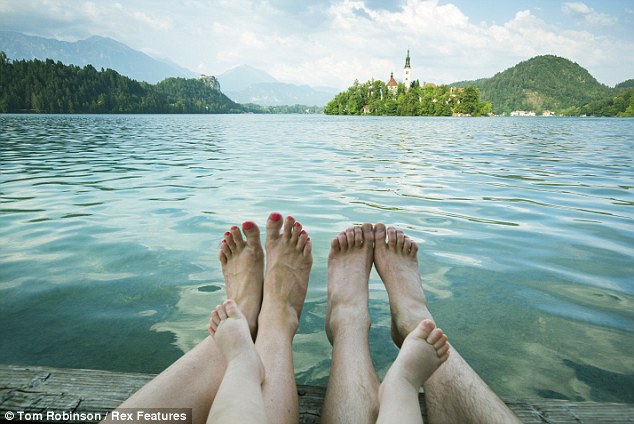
[411,319,436,341]
[266,212,283,241]
[223,299,244,319]
[361,223,373,246]
[242,220,262,248]
[374,223,387,248]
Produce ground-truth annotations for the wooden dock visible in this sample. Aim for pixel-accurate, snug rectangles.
[1,364,633,423]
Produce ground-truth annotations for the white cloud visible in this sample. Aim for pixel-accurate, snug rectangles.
[0,0,632,87]
[562,2,617,26]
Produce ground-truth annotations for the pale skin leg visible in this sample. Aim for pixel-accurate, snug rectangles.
[322,224,380,424]
[377,319,450,424]
[374,223,522,424]
[207,300,267,424]
[255,213,312,424]
[105,222,264,424]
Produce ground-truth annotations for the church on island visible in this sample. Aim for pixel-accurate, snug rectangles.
[387,49,411,95]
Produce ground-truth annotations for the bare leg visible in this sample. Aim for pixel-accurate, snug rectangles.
[377,320,450,424]
[322,224,379,424]
[207,300,267,424]
[107,222,264,424]
[255,213,312,424]
[374,223,521,424]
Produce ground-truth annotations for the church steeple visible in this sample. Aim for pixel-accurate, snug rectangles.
[403,49,411,90]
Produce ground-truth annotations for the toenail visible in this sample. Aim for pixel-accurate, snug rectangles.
[269,212,282,221]
[221,240,227,244]
[294,222,301,227]
[230,226,239,231]
[300,230,307,235]
[242,221,254,230]
[224,231,231,236]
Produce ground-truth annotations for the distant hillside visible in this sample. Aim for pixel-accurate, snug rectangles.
[218,65,339,107]
[454,55,614,114]
[616,79,634,89]
[0,53,240,114]
[0,31,196,83]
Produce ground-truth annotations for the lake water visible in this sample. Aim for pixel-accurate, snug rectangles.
[1,114,633,403]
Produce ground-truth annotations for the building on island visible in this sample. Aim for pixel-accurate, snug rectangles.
[403,49,411,90]
[387,50,413,94]
[387,72,398,95]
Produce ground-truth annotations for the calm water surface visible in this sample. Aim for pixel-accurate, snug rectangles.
[1,114,633,402]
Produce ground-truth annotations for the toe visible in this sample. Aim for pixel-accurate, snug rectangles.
[354,226,363,248]
[413,319,436,340]
[230,225,245,249]
[223,299,243,319]
[433,333,448,350]
[387,227,397,249]
[330,236,341,252]
[297,230,308,251]
[427,327,444,345]
[437,343,450,357]
[224,231,237,253]
[219,245,229,264]
[242,221,261,248]
[337,231,348,250]
[217,304,228,320]
[361,223,373,246]
[283,215,295,240]
[410,241,419,257]
[396,230,405,251]
[345,227,355,249]
[291,221,302,243]
[303,238,312,257]
[266,212,283,241]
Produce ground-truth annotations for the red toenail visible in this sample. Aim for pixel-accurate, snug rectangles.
[242,221,254,230]
[287,215,294,221]
[294,222,301,227]
[269,213,282,221]
[230,226,238,231]
[221,240,227,244]
[224,232,230,236]
[301,230,307,235]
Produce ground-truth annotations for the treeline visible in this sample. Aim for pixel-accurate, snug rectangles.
[562,88,634,117]
[242,104,323,114]
[324,79,491,116]
[0,52,241,114]
[454,55,615,115]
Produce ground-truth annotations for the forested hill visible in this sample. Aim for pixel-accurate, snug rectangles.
[454,55,614,114]
[0,53,242,114]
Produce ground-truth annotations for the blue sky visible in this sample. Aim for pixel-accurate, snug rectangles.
[1,0,632,87]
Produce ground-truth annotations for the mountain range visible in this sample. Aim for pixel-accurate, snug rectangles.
[0,31,195,84]
[217,65,338,107]
[0,31,337,106]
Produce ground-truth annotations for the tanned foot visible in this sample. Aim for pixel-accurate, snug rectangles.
[325,223,374,344]
[208,300,264,382]
[260,213,312,334]
[374,223,432,347]
[379,319,449,398]
[219,221,264,339]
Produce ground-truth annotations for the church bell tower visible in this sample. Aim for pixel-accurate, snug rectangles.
[403,49,411,90]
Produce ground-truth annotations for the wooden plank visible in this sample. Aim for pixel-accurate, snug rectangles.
[1,365,633,423]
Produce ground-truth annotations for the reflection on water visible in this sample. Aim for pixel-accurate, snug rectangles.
[1,114,633,402]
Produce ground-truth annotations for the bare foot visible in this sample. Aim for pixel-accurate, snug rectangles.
[219,221,264,339]
[379,319,449,398]
[209,299,264,382]
[374,223,432,347]
[325,223,374,344]
[260,213,312,333]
